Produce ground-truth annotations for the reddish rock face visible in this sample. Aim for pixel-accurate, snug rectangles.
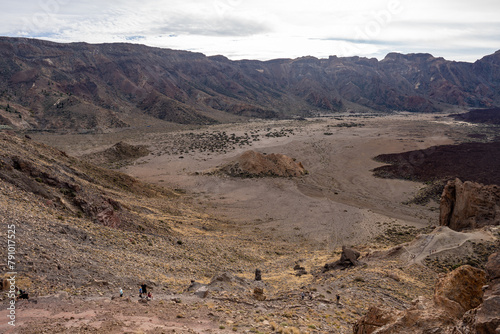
[485,252,500,280]
[218,150,306,178]
[2,37,500,131]
[353,265,488,334]
[433,265,486,318]
[439,178,500,231]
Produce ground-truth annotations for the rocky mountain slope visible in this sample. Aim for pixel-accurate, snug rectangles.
[1,37,500,131]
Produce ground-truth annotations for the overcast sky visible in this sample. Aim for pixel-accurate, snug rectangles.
[2,0,499,62]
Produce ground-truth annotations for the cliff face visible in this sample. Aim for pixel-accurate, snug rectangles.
[1,37,500,130]
[440,178,500,231]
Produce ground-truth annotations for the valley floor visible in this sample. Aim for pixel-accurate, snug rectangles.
[3,111,497,333]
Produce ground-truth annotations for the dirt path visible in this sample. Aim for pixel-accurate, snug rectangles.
[402,226,496,264]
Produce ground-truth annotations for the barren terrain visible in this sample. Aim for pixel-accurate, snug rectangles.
[2,111,497,333]
[35,112,471,245]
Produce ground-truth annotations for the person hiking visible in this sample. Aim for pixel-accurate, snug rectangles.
[141,284,147,295]
[120,288,123,297]
[139,287,143,298]
[147,291,152,300]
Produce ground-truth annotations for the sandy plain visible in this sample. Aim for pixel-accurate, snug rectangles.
[35,112,468,247]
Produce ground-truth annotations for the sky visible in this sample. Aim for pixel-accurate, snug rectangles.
[2,0,500,62]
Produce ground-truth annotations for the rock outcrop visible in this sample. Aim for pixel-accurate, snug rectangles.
[353,265,487,334]
[455,252,500,333]
[433,265,486,318]
[323,246,361,272]
[216,150,306,178]
[82,141,150,167]
[440,178,500,231]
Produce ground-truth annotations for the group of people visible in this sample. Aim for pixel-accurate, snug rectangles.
[139,284,153,300]
[117,284,153,300]
[301,290,341,305]
[15,288,29,300]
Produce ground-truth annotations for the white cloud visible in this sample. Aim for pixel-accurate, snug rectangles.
[1,0,499,62]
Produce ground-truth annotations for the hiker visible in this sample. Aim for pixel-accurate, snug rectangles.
[301,292,305,300]
[18,289,29,300]
[120,288,123,297]
[141,284,147,295]
[336,294,340,305]
[139,287,143,298]
[147,291,152,300]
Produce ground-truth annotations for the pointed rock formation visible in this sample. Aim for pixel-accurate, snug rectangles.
[439,178,500,231]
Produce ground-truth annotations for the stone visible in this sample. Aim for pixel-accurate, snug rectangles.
[194,286,209,298]
[352,305,400,334]
[96,208,121,228]
[353,265,489,334]
[253,287,266,301]
[323,246,361,272]
[455,252,500,334]
[434,265,486,318]
[255,269,262,281]
[440,178,500,231]
[485,252,500,280]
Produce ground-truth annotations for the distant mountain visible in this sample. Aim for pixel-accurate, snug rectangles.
[0,37,499,130]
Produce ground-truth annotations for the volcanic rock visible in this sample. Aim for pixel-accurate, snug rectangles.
[440,178,500,231]
[323,246,361,272]
[433,265,486,318]
[353,265,487,334]
[455,252,500,333]
[254,269,262,281]
[216,150,306,178]
[253,287,266,301]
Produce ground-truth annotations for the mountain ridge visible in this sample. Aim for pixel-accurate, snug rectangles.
[1,37,499,130]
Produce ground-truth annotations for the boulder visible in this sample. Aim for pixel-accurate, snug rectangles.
[253,287,266,301]
[433,265,486,318]
[187,280,209,297]
[485,251,500,280]
[353,298,454,334]
[324,246,361,272]
[254,269,262,281]
[440,178,500,231]
[340,246,361,266]
[455,252,500,333]
[352,305,400,334]
[353,265,488,334]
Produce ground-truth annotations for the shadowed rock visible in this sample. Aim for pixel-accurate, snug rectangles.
[456,252,500,333]
[353,265,487,334]
[254,269,262,281]
[440,178,500,231]
[323,246,361,272]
